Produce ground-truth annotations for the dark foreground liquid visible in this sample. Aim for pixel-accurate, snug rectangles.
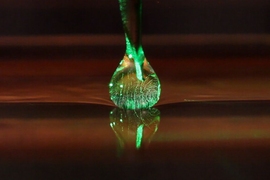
[0,100,270,179]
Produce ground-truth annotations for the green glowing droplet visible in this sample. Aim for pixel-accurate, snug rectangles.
[109,55,160,109]
[109,0,161,109]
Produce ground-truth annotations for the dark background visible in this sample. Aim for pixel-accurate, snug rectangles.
[0,0,269,35]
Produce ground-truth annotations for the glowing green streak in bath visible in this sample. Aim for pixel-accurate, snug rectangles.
[136,124,144,149]
[109,0,161,109]
[109,108,160,152]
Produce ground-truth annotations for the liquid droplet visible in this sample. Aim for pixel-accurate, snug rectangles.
[109,0,161,109]
[109,54,161,109]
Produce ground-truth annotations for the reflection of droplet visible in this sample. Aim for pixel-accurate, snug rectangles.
[110,107,160,151]
[109,0,161,110]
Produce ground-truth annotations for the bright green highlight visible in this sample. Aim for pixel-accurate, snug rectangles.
[109,0,161,109]
[136,124,144,149]
[125,36,144,81]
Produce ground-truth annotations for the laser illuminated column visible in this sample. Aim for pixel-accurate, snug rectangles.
[109,0,161,110]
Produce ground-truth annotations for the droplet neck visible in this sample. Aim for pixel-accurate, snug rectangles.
[119,0,144,81]
[119,0,142,51]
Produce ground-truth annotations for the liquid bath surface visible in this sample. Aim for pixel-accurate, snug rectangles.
[1,31,270,178]
[0,101,270,179]
[0,51,270,179]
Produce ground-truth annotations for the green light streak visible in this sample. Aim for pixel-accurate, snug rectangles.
[136,124,144,149]
[125,35,144,81]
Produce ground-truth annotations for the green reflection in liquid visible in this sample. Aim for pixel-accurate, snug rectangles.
[136,124,144,149]
[110,108,160,151]
[109,0,161,110]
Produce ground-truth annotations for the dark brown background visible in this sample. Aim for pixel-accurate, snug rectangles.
[0,1,270,179]
[0,0,269,35]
